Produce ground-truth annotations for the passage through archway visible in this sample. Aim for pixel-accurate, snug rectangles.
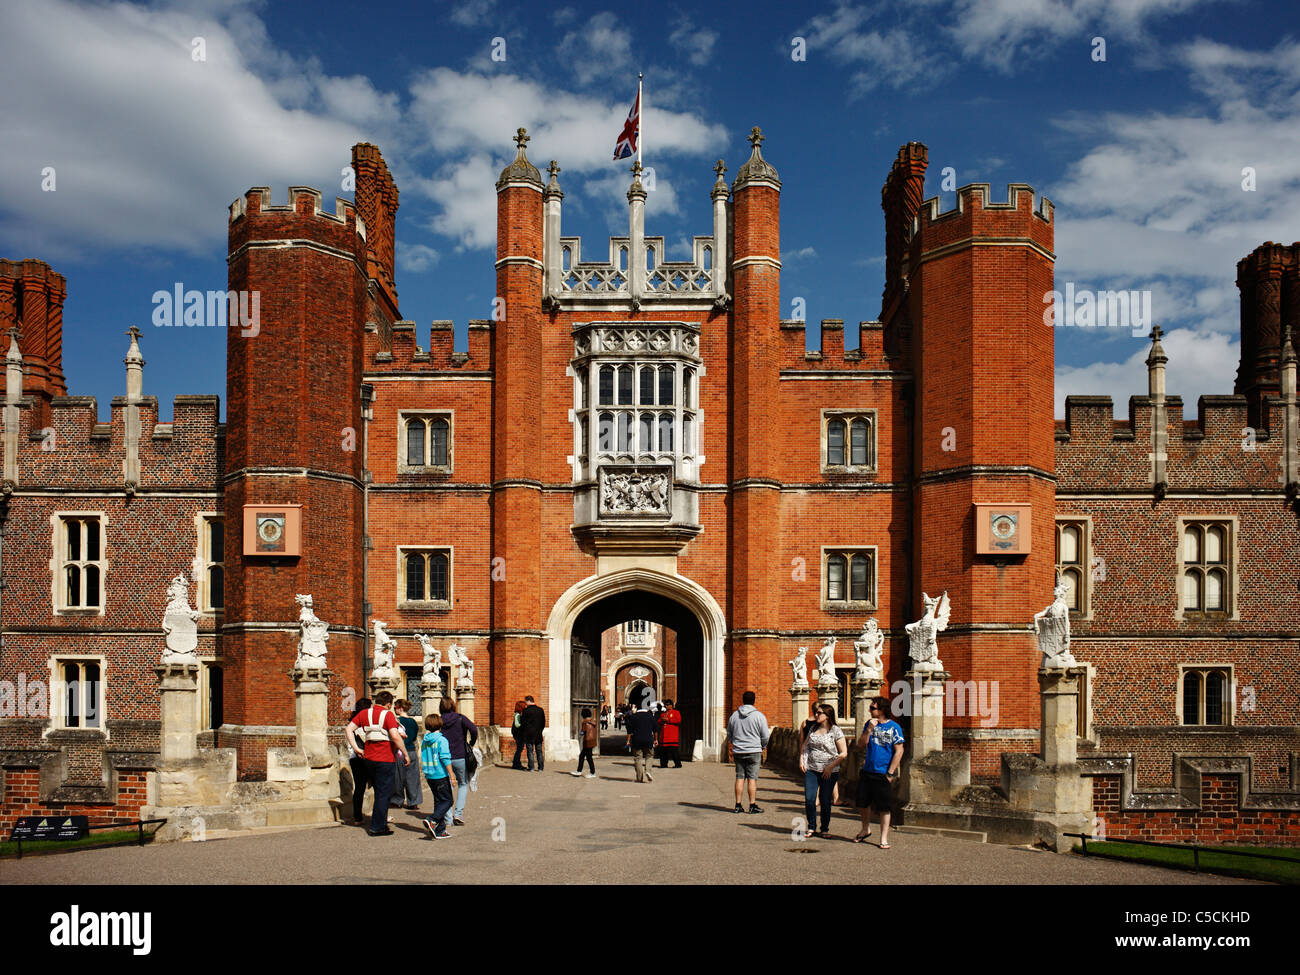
[570,590,704,760]
[546,569,725,760]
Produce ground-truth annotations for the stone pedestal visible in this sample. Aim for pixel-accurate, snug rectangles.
[816,679,842,722]
[420,679,445,720]
[790,684,810,728]
[155,662,200,764]
[851,676,883,740]
[907,670,949,764]
[456,684,476,723]
[1039,668,1079,765]
[367,670,399,699]
[291,667,331,763]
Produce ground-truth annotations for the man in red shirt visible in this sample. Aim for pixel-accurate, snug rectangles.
[658,699,683,769]
[345,690,410,836]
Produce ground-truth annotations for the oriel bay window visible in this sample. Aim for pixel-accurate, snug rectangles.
[582,362,697,463]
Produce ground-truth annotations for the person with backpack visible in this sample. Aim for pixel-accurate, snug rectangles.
[345,690,410,836]
[571,707,599,778]
[438,696,478,829]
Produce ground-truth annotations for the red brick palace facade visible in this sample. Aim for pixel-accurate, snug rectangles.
[1,130,1297,840]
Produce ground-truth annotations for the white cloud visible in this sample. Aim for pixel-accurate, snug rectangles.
[557,12,633,87]
[406,68,725,249]
[449,0,498,28]
[783,246,818,261]
[1056,327,1239,417]
[0,0,392,259]
[798,3,946,94]
[669,15,718,67]
[397,243,440,273]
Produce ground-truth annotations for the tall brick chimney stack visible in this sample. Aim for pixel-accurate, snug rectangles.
[352,143,400,322]
[728,126,782,700]
[491,128,546,725]
[224,183,368,775]
[1235,242,1300,429]
[880,142,929,354]
[0,260,68,428]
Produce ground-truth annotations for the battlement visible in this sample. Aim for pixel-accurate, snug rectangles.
[917,183,1054,230]
[1059,393,1272,445]
[778,318,891,369]
[229,186,362,235]
[368,318,493,371]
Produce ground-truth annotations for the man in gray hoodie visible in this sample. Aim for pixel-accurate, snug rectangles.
[726,691,771,814]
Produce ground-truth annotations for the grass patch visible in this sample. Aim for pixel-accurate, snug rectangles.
[0,827,157,859]
[1073,840,1300,885]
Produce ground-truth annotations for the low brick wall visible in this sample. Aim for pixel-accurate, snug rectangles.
[0,768,150,833]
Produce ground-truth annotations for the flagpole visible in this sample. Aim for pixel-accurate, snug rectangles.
[637,72,643,167]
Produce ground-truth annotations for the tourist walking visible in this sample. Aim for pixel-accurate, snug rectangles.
[800,703,848,838]
[345,691,410,836]
[346,697,373,825]
[438,696,478,828]
[510,700,527,770]
[571,707,599,777]
[856,696,905,848]
[657,699,682,768]
[520,695,546,771]
[726,691,771,814]
[625,702,657,782]
[393,699,423,809]
[420,713,454,840]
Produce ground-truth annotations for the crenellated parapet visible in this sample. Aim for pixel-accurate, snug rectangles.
[914,182,1054,248]
[367,318,494,371]
[228,186,364,263]
[778,319,893,371]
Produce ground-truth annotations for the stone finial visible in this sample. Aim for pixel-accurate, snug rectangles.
[496,126,542,190]
[733,125,780,190]
[711,158,729,200]
[5,326,20,361]
[1283,322,1297,364]
[628,159,647,202]
[545,159,564,200]
[1146,324,1168,367]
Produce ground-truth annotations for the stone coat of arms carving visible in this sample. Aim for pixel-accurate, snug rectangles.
[599,467,670,516]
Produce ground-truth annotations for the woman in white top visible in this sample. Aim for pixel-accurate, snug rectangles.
[799,703,848,838]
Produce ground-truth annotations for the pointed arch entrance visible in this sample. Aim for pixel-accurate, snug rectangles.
[545,569,726,760]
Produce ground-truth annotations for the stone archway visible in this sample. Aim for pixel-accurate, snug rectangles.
[545,568,726,760]
[606,652,664,710]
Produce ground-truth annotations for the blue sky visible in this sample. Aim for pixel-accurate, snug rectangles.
[2,0,1298,420]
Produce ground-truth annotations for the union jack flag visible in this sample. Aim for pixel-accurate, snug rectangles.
[613,90,639,160]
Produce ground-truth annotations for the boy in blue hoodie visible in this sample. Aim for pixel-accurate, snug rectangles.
[421,714,454,839]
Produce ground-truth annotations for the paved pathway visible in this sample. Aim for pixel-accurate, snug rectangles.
[2,758,1252,885]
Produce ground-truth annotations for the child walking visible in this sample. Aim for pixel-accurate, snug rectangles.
[421,714,454,840]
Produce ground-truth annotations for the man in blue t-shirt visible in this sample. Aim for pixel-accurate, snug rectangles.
[854,696,904,849]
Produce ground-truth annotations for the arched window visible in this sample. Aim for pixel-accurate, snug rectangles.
[406,553,425,600]
[827,419,846,466]
[1183,666,1231,725]
[1182,671,1200,726]
[826,554,846,601]
[617,366,633,405]
[599,366,615,405]
[702,245,712,270]
[850,418,869,466]
[658,365,674,405]
[598,413,614,452]
[639,366,655,405]
[618,245,628,271]
[1181,520,1232,616]
[406,418,426,466]
[617,412,632,452]
[562,245,572,271]
[682,415,693,454]
[682,368,693,409]
[430,417,449,467]
[849,554,869,602]
[638,413,653,453]
[429,551,449,601]
[658,413,673,452]
[1055,521,1088,615]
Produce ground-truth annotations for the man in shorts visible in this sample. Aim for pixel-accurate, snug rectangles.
[855,695,904,848]
[726,691,770,814]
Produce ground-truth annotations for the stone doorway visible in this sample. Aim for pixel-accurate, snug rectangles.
[548,569,723,761]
